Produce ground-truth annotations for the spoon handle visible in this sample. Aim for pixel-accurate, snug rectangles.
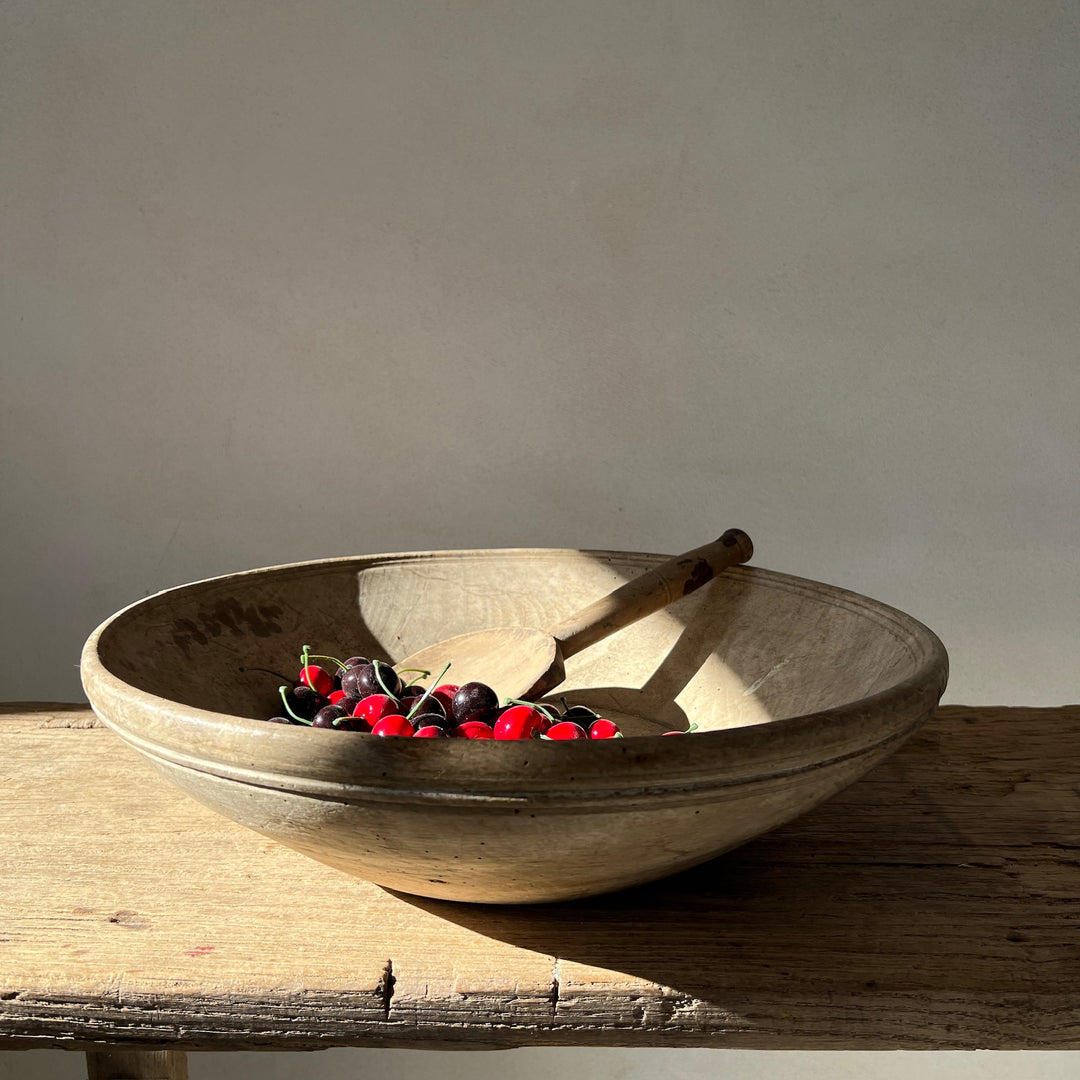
[546,529,754,660]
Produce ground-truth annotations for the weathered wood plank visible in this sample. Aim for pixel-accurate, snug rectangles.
[1,703,1078,1049]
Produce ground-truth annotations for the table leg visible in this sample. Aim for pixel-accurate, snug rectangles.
[85,1049,188,1079]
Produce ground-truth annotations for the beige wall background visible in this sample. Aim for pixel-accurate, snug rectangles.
[2,0,1078,1076]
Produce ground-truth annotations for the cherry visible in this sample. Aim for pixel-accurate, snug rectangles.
[339,668,362,698]
[279,684,323,723]
[407,693,446,719]
[414,724,449,738]
[453,720,495,740]
[344,661,401,700]
[494,704,550,741]
[662,722,700,736]
[543,721,588,740]
[371,714,415,737]
[399,663,450,718]
[399,685,426,707]
[400,686,448,721]
[588,718,622,739]
[352,694,399,726]
[299,664,335,697]
[409,710,453,732]
[561,704,599,726]
[312,704,348,728]
[431,683,460,716]
[264,647,648,743]
[336,657,366,692]
[298,646,346,697]
[451,682,500,726]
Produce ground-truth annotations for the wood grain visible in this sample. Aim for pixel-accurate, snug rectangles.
[1,702,1078,1051]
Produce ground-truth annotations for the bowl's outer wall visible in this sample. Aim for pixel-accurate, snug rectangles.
[82,549,948,903]
[134,710,933,904]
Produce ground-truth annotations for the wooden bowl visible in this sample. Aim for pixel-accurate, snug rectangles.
[81,548,948,904]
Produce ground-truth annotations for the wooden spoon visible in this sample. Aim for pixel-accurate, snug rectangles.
[394,529,753,703]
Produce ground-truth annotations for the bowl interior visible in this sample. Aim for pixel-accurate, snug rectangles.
[92,550,937,737]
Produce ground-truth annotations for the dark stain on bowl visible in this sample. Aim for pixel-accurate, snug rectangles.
[172,600,285,653]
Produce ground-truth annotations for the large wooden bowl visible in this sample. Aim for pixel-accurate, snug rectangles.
[81,548,948,904]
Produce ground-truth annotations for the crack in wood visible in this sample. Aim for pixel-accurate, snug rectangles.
[379,960,395,1021]
[549,959,561,1020]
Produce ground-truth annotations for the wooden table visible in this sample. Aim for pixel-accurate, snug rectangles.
[2,703,1078,1077]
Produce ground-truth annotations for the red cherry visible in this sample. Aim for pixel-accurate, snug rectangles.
[414,724,449,738]
[588,718,622,739]
[453,720,494,740]
[493,704,550,741]
[352,694,398,725]
[371,714,415,737]
[544,721,588,740]
[299,664,335,697]
[431,683,460,716]
[328,689,348,705]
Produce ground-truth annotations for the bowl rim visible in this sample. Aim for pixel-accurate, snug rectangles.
[80,547,949,793]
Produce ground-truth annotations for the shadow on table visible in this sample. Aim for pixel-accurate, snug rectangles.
[387,724,1030,1003]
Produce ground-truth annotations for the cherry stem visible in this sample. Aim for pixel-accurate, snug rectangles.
[278,686,313,725]
[306,652,347,672]
[406,662,451,719]
[505,697,559,720]
[396,667,432,688]
[240,665,294,682]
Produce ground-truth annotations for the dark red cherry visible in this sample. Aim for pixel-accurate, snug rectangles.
[282,684,323,721]
[451,682,500,726]
[409,710,453,732]
[312,704,348,728]
[560,704,599,725]
[405,693,446,721]
[345,661,401,699]
[399,685,435,713]
[414,724,449,738]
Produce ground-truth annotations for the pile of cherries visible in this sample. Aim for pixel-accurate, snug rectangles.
[264,646,625,740]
